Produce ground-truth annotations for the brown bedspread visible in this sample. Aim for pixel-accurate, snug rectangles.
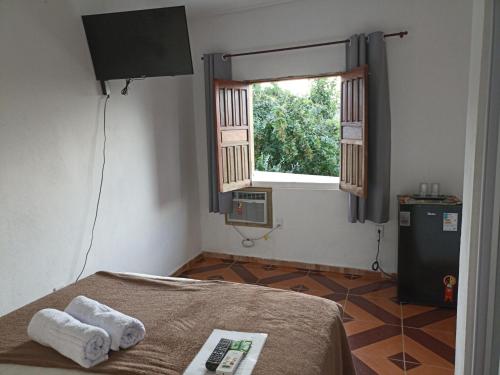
[0,272,354,375]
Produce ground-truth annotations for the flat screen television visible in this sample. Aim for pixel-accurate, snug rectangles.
[82,6,193,82]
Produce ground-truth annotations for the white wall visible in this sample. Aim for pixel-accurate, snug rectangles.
[190,0,472,272]
[0,0,201,315]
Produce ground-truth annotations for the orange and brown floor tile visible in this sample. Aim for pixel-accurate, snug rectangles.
[177,256,457,374]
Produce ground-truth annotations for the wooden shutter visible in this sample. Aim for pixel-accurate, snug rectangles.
[214,80,253,193]
[340,65,368,198]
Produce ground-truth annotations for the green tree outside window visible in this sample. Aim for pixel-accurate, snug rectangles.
[253,78,340,177]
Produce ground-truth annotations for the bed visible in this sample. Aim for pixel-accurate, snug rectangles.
[0,272,354,375]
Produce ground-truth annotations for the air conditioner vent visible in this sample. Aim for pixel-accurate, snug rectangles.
[226,187,273,228]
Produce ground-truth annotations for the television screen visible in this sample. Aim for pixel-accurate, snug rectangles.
[82,6,193,81]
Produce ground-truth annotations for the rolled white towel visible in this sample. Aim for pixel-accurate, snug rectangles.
[65,296,145,351]
[27,308,110,368]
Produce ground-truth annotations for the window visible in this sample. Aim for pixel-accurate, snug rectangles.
[252,77,341,178]
[213,66,367,196]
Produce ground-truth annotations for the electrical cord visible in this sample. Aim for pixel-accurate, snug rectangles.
[232,224,282,248]
[371,228,396,280]
[121,77,146,95]
[75,94,110,283]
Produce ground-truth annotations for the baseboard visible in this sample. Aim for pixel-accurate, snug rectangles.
[199,250,395,279]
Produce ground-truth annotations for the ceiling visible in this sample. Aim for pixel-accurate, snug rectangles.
[75,0,302,18]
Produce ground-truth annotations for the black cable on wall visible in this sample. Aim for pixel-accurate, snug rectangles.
[75,94,110,283]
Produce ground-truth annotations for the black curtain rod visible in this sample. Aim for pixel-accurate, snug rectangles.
[201,31,408,60]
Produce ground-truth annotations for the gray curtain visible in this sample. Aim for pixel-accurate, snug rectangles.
[346,32,391,223]
[204,53,233,213]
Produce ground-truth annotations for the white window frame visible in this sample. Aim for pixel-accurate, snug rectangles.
[252,170,339,190]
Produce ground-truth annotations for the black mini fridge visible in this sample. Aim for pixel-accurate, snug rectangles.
[397,195,462,308]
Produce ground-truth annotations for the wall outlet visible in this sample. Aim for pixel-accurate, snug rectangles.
[276,217,284,229]
[376,224,384,239]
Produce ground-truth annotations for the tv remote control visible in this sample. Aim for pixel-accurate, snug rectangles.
[215,340,252,375]
[216,350,244,375]
[205,338,233,371]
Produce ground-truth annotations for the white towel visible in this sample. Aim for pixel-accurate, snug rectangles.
[65,296,145,351]
[27,308,110,368]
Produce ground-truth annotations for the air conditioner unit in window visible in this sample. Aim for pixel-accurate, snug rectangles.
[226,187,273,228]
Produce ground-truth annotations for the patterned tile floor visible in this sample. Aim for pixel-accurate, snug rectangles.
[178,257,456,375]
